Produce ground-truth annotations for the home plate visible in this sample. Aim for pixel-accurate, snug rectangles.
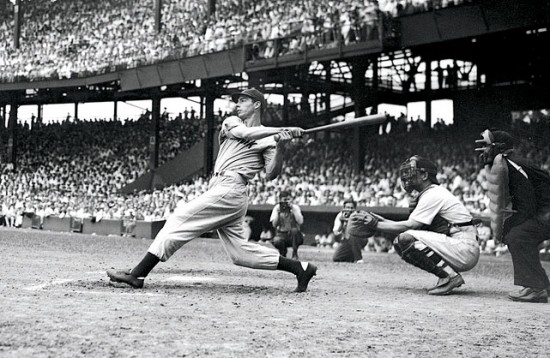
[164,276,218,283]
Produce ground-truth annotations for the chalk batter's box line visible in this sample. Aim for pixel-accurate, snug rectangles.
[23,273,219,295]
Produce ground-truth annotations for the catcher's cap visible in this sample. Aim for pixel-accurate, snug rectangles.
[231,88,267,113]
[403,155,440,185]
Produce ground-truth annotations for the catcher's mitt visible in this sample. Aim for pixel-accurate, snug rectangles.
[345,210,379,239]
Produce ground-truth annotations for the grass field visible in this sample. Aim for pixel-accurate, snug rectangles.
[1,226,550,357]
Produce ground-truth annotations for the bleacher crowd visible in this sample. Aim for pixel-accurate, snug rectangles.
[2,112,548,223]
[0,0,545,256]
[2,111,549,255]
[0,0,473,82]
[0,112,206,225]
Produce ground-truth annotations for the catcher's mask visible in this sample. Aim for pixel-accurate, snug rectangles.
[474,129,514,165]
[399,155,439,193]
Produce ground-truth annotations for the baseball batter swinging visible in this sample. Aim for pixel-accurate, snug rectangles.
[107,88,317,292]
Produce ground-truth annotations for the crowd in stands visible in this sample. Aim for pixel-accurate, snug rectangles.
[0,112,206,225]
[1,111,548,254]
[0,0,474,82]
[0,0,542,258]
[1,111,548,218]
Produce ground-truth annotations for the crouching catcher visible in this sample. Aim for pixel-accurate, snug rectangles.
[351,156,480,295]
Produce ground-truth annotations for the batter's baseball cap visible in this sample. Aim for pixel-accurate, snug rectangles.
[231,88,267,113]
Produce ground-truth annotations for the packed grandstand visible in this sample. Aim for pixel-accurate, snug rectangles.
[1,0,548,257]
[1,110,549,225]
[0,0,472,82]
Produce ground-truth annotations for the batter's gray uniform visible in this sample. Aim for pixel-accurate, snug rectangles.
[148,116,281,269]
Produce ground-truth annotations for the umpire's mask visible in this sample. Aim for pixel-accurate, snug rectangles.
[474,129,514,166]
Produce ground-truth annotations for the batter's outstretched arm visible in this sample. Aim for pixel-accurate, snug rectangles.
[226,116,303,141]
[265,131,293,180]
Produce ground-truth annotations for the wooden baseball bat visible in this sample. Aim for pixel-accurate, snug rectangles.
[274,113,387,141]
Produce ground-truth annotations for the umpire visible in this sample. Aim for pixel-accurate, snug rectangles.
[476,129,550,303]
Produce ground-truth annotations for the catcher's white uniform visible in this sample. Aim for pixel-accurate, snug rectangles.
[406,185,480,271]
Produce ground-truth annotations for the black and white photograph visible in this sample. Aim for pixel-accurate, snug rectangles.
[1,0,549,356]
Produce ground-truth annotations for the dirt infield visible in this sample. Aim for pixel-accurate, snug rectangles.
[1,227,549,357]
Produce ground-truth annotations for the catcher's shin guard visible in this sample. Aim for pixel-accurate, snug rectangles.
[392,236,404,256]
[394,233,448,278]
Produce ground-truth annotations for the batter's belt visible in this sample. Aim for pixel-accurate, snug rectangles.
[213,170,248,185]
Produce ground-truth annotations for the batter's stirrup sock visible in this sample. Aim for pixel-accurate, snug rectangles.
[130,252,160,278]
[277,256,302,276]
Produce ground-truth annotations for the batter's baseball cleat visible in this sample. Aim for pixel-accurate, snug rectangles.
[106,269,144,289]
[294,263,317,293]
[508,287,548,303]
[428,274,464,295]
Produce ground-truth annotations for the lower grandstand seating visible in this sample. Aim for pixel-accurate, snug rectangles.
[1,113,548,228]
[0,114,206,222]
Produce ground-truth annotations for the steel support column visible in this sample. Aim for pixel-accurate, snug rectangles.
[203,80,216,175]
[371,56,379,114]
[150,97,161,170]
[7,103,18,169]
[37,104,43,126]
[323,61,332,124]
[13,0,21,49]
[425,59,432,128]
[154,0,162,32]
[350,59,369,173]
[282,69,289,125]
[0,105,5,131]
